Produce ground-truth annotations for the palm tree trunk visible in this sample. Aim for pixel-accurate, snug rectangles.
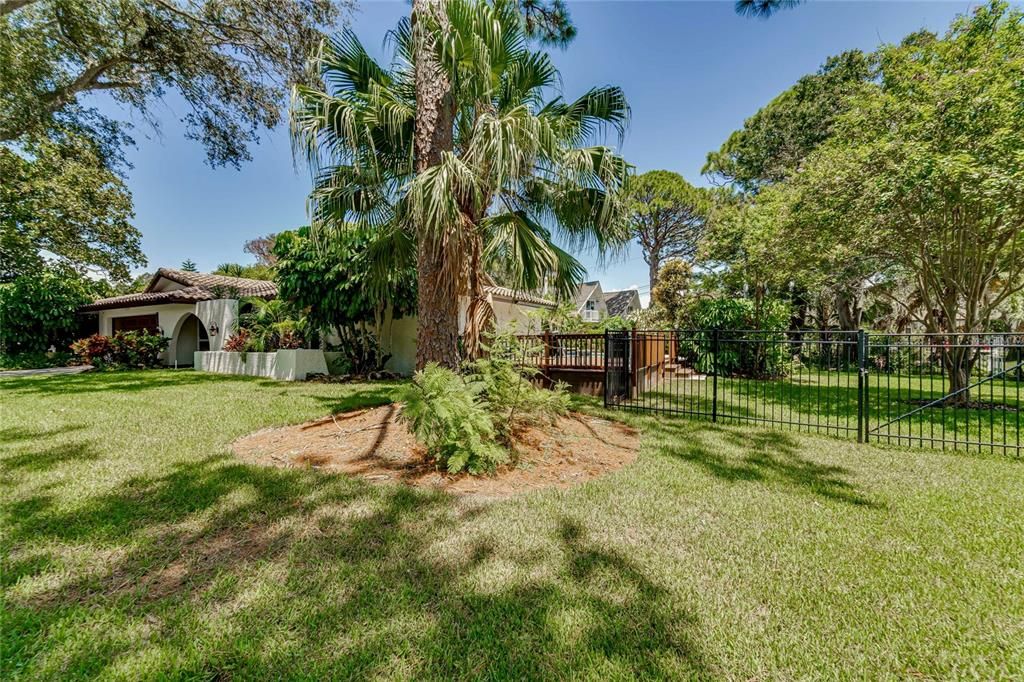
[413,0,459,369]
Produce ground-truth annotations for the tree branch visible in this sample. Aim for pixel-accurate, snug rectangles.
[0,0,38,17]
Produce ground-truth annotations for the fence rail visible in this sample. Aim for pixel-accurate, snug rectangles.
[600,329,1022,456]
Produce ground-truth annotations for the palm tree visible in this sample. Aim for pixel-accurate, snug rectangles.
[239,298,309,351]
[291,0,632,361]
[411,0,459,368]
[735,0,803,18]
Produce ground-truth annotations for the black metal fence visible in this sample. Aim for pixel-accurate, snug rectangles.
[604,330,1023,456]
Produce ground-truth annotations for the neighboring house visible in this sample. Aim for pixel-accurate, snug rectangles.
[80,267,555,374]
[574,281,607,322]
[79,268,276,367]
[572,281,643,322]
[603,289,643,318]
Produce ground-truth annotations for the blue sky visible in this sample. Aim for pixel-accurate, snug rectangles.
[100,0,977,303]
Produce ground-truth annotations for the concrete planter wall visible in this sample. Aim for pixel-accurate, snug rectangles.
[194,349,329,381]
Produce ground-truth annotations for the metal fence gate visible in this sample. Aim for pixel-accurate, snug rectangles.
[604,329,1023,456]
[604,330,631,405]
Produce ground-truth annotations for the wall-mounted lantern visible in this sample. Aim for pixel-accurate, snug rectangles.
[209,323,219,336]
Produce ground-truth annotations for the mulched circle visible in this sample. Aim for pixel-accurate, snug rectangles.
[232,405,639,499]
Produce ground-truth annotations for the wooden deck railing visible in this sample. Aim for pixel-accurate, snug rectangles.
[517,331,670,389]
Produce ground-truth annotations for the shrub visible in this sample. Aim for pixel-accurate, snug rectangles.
[71,330,168,369]
[0,267,92,354]
[471,333,570,442]
[110,330,168,368]
[682,298,791,378]
[401,364,507,474]
[71,334,114,366]
[223,329,250,352]
[400,332,570,475]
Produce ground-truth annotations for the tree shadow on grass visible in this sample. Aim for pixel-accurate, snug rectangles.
[648,416,880,508]
[0,370,253,398]
[1,440,100,474]
[3,452,714,679]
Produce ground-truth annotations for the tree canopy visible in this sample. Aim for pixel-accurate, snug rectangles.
[1,0,350,281]
[624,170,709,289]
[0,130,140,280]
[273,226,416,370]
[776,1,1024,335]
[1,0,352,167]
[703,50,872,192]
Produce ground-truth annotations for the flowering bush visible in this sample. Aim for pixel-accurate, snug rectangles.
[223,329,250,352]
[70,334,114,366]
[71,330,168,369]
[110,330,168,368]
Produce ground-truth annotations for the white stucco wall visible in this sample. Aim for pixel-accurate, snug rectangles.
[386,316,418,376]
[195,299,238,352]
[457,297,550,335]
[97,303,195,365]
[194,349,328,381]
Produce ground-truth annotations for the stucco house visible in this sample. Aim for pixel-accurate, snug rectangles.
[572,281,643,322]
[79,267,555,374]
[79,268,276,367]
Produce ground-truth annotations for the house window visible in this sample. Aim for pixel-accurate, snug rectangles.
[112,314,159,334]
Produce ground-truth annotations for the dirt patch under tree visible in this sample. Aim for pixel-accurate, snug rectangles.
[232,405,639,499]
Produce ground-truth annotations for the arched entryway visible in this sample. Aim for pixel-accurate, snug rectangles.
[172,313,210,366]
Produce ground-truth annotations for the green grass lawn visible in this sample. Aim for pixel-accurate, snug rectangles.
[3,370,1023,679]
[630,369,1022,454]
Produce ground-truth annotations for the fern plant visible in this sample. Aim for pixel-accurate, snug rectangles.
[400,332,570,475]
[401,364,508,474]
[471,331,570,442]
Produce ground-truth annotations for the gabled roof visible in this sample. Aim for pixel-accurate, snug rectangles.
[573,281,602,310]
[80,268,277,312]
[148,268,277,298]
[604,289,642,317]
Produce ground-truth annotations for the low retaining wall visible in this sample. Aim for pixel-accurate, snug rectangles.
[194,349,329,381]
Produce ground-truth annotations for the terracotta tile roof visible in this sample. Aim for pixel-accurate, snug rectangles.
[485,285,556,308]
[80,268,278,312]
[151,268,278,298]
[79,287,217,312]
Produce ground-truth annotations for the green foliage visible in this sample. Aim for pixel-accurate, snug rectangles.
[401,364,507,475]
[624,170,709,288]
[235,298,309,353]
[213,263,274,280]
[1,130,142,280]
[0,267,92,354]
[734,0,803,18]
[704,50,872,191]
[70,330,168,369]
[767,1,1024,337]
[0,350,75,370]
[470,332,570,442]
[401,332,570,474]
[291,0,632,311]
[683,298,791,377]
[650,260,693,326]
[180,259,198,272]
[273,226,416,373]
[1,0,351,169]
[540,304,632,333]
